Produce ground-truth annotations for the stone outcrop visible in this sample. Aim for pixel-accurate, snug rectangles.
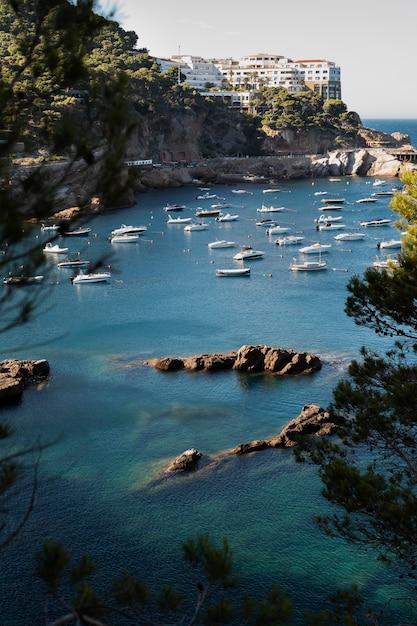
[165,404,345,474]
[167,448,202,472]
[231,403,345,455]
[0,359,50,405]
[145,345,321,376]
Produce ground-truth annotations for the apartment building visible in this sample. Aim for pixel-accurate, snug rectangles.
[156,52,341,104]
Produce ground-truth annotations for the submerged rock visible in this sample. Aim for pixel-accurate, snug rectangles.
[167,448,202,472]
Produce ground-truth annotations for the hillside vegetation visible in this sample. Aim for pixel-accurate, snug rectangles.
[0,0,373,164]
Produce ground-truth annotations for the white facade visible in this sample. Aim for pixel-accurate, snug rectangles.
[156,52,341,102]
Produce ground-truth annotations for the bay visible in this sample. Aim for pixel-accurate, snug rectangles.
[2,121,417,624]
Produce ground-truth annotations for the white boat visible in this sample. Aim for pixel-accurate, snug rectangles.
[41,223,59,232]
[110,224,147,236]
[57,259,90,268]
[257,205,285,213]
[231,189,252,195]
[43,242,69,254]
[262,188,280,194]
[290,260,328,271]
[184,222,209,231]
[314,191,328,196]
[329,178,341,182]
[317,222,346,231]
[71,271,111,284]
[359,219,391,227]
[334,232,366,241]
[372,190,394,197]
[216,267,251,277]
[315,214,343,224]
[62,227,91,236]
[299,242,332,254]
[196,192,217,200]
[356,197,377,204]
[318,205,344,211]
[266,225,291,235]
[274,235,305,246]
[215,213,239,222]
[207,240,236,249]
[233,246,264,261]
[377,239,402,249]
[373,257,399,269]
[3,274,44,285]
[110,233,140,243]
[373,179,386,187]
[211,203,232,210]
[163,203,186,211]
[256,219,278,227]
[166,214,193,224]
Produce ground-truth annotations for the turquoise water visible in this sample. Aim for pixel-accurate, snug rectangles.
[2,122,417,624]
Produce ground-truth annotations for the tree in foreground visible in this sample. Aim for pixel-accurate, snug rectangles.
[35,534,293,625]
[297,170,417,618]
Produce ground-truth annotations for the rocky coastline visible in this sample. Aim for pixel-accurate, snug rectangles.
[0,359,50,405]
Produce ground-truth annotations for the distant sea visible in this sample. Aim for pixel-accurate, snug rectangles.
[2,119,417,625]
[362,118,417,147]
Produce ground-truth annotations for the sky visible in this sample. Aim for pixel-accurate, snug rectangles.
[98,0,417,119]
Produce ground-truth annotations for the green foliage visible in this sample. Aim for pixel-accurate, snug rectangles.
[296,171,417,615]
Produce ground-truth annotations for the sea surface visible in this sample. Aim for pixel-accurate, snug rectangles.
[2,120,417,625]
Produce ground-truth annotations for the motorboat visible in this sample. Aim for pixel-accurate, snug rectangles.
[373,256,399,269]
[215,213,239,222]
[329,178,341,182]
[321,198,345,204]
[163,203,186,211]
[274,235,305,246]
[233,246,264,261]
[41,223,59,232]
[231,189,252,195]
[377,239,402,249]
[43,242,69,254]
[3,274,44,285]
[317,222,346,231]
[183,222,209,231]
[110,224,147,236]
[314,191,328,196]
[359,219,391,227]
[299,242,332,254]
[196,192,217,200]
[356,197,377,204]
[334,232,366,241]
[196,208,221,217]
[290,260,328,271]
[315,214,343,224]
[71,271,110,284]
[256,219,278,227]
[110,233,140,243]
[207,240,236,249]
[372,190,394,197]
[318,204,344,211]
[262,188,280,194]
[210,202,232,210]
[62,227,91,236]
[257,205,285,213]
[166,214,193,224]
[266,225,291,235]
[57,259,90,268]
[373,179,386,187]
[216,267,251,277]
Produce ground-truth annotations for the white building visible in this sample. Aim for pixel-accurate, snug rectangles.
[157,55,224,90]
[156,52,341,104]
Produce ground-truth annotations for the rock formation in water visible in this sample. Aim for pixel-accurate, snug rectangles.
[145,345,322,376]
[0,359,50,405]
